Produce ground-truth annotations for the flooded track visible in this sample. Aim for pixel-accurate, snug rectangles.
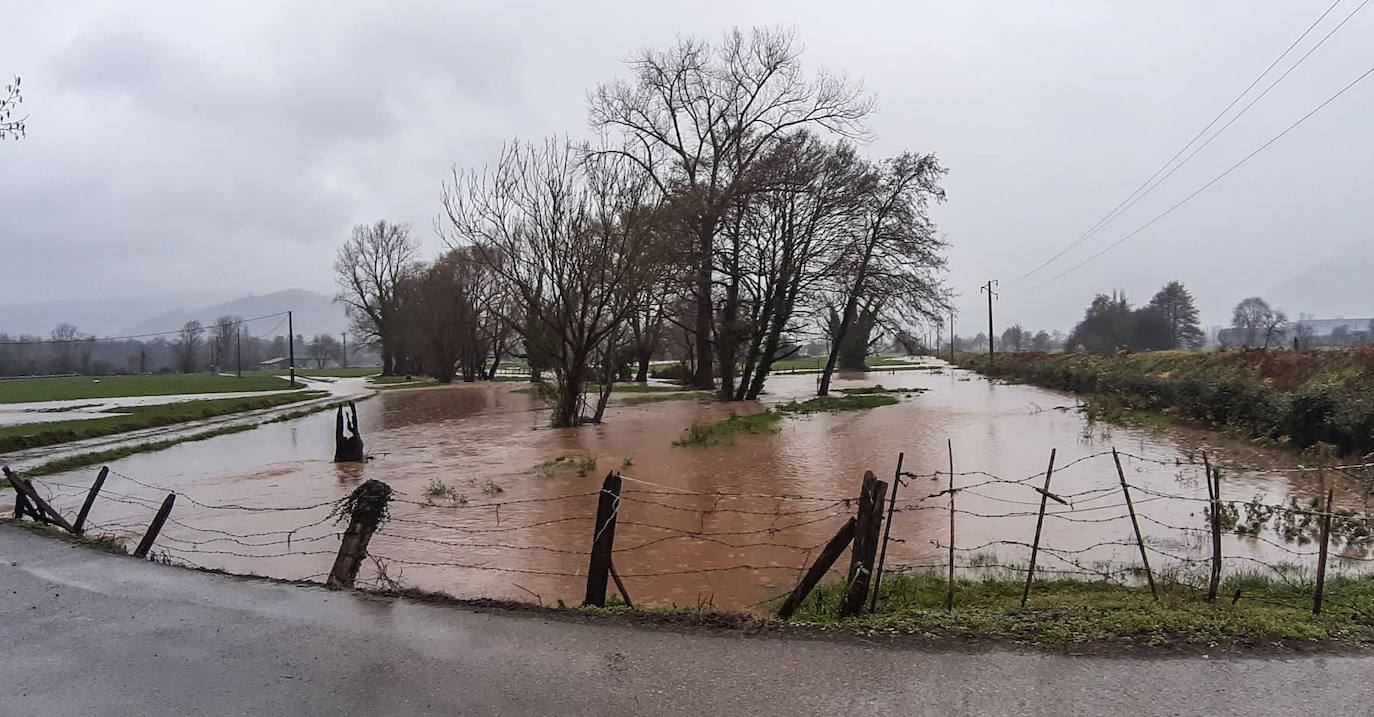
[26,361,1373,611]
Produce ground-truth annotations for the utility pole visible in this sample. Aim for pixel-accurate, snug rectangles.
[341,332,347,369]
[949,308,955,363]
[981,280,998,368]
[287,310,295,387]
[236,325,242,378]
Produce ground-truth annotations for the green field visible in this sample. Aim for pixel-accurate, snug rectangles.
[0,391,328,453]
[275,367,381,378]
[0,373,296,404]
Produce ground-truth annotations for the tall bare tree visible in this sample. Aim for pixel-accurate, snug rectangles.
[211,315,241,372]
[177,320,204,373]
[334,221,419,375]
[589,27,874,391]
[441,139,671,427]
[48,323,80,374]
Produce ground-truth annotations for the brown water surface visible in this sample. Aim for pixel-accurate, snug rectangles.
[34,362,1371,610]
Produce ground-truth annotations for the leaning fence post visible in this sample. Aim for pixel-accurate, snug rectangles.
[1203,453,1221,602]
[73,466,109,535]
[1112,448,1156,600]
[583,471,623,607]
[3,466,76,533]
[1020,449,1057,608]
[869,453,905,613]
[326,479,393,589]
[133,494,176,559]
[778,517,857,619]
[1313,487,1334,615]
[841,470,887,618]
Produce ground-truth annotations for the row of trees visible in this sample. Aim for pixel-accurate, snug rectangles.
[1063,281,1205,354]
[334,28,952,428]
[0,319,353,377]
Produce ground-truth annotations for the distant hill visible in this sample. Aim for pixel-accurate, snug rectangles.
[120,289,350,339]
[1266,240,1373,320]
[0,291,229,337]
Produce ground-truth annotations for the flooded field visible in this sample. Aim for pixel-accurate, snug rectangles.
[29,361,1373,611]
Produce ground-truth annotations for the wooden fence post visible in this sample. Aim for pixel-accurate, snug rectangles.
[841,471,887,618]
[73,467,109,535]
[1112,448,1157,600]
[947,438,956,611]
[326,479,393,588]
[869,453,905,613]
[583,472,623,607]
[133,494,176,559]
[3,466,76,533]
[1314,487,1334,615]
[778,517,857,619]
[1020,449,1057,608]
[1203,453,1221,602]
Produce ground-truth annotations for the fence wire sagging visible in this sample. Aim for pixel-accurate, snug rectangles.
[7,448,1374,618]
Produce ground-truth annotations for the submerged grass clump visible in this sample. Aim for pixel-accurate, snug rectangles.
[776,393,901,414]
[674,411,784,446]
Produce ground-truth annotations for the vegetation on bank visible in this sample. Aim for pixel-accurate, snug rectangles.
[0,373,297,404]
[0,390,328,453]
[787,568,1374,647]
[955,349,1374,455]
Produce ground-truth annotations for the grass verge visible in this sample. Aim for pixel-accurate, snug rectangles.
[622,391,713,406]
[789,568,1374,647]
[674,391,910,446]
[0,391,328,453]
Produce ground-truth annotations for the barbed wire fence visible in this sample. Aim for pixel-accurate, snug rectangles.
[4,449,1373,621]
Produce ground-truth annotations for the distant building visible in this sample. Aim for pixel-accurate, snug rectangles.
[1217,317,1372,348]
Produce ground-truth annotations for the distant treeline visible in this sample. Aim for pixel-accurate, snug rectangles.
[0,319,377,378]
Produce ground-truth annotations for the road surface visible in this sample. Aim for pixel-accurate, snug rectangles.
[1,524,1370,716]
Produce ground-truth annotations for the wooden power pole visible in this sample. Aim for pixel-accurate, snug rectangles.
[981,280,998,368]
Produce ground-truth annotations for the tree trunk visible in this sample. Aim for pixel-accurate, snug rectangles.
[691,227,715,390]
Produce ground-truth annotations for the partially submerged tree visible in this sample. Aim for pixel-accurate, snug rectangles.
[441,139,672,427]
[816,152,948,395]
[334,221,419,375]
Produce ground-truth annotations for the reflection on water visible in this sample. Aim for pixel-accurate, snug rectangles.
[35,362,1371,611]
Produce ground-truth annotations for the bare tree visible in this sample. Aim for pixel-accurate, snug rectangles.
[817,152,948,395]
[589,27,874,391]
[1231,297,1274,348]
[334,221,420,375]
[307,333,342,369]
[211,315,240,373]
[48,323,80,374]
[177,320,204,373]
[441,139,671,427]
[1,76,24,142]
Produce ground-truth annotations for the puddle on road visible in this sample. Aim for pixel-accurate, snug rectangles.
[32,363,1372,611]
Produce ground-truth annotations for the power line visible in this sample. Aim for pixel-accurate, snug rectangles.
[0,311,291,346]
[1012,0,1350,284]
[1008,57,1374,297]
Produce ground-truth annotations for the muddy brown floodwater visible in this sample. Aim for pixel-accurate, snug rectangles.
[29,361,1373,611]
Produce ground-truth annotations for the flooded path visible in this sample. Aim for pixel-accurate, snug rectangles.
[25,362,1372,611]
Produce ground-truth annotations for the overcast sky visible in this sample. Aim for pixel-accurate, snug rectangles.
[3,0,1372,336]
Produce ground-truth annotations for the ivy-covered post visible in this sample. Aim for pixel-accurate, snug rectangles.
[327,479,393,589]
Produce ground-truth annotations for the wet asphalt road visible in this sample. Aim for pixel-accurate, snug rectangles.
[2,524,1371,716]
